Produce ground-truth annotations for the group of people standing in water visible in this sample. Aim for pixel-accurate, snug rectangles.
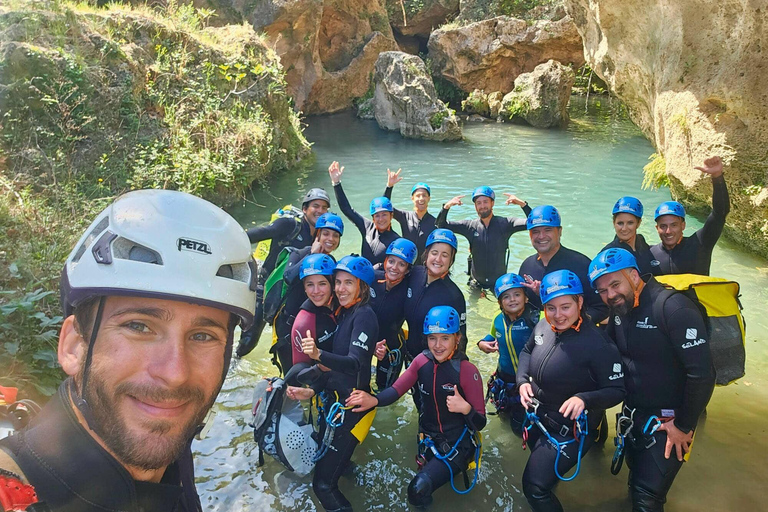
[239,156,728,512]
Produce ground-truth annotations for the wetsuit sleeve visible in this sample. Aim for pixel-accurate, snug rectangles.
[383,186,407,225]
[291,311,314,368]
[573,336,625,411]
[435,207,474,240]
[455,289,468,345]
[503,203,533,236]
[283,248,309,285]
[334,183,369,235]
[376,354,426,406]
[516,332,536,387]
[460,361,487,431]
[318,310,377,375]
[246,217,295,244]
[663,294,716,433]
[695,175,730,250]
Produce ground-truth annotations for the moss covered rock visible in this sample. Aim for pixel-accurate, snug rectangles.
[500,59,574,127]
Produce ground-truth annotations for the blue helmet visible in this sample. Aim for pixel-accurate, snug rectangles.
[300,254,336,280]
[472,186,495,202]
[335,255,375,285]
[370,197,394,216]
[654,201,685,220]
[386,238,418,265]
[527,205,561,230]
[612,196,644,218]
[411,182,431,196]
[315,212,344,235]
[540,270,583,304]
[588,248,640,287]
[425,228,458,250]
[494,273,526,299]
[423,306,461,335]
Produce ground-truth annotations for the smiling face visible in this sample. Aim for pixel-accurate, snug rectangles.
[594,268,640,316]
[63,296,230,472]
[499,288,527,318]
[316,228,341,253]
[425,242,454,278]
[384,255,409,283]
[427,332,460,363]
[474,196,494,219]
[372,211,393,231]
[544,294,583,331]
[334,271,360,307]
[529,226,562,256]
[613,213,641,244]
[304,199,330,227]
[655,214,685,250]
[412,190,430,213]
[304,274,333,307]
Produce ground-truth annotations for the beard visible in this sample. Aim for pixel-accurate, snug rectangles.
[478,209,492,219]
[607,290,635,317]
[82,365,215,471]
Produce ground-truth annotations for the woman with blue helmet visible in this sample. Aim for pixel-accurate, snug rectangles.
[346,306,487,507]
[329,161,400,265]
[402,229,467,366]
[516,269,625,512]
[287,255,378,511]
[383,168,437,260]
[370,238,418,389]
[477,273,540,435]
[601,197,661,276]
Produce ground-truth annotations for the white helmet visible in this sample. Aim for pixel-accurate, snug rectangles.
[61,189,257,328]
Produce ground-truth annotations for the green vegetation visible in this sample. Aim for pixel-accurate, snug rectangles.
[461,90,490,116]
[573,65,608,95]
[423,54,467,108]
[642,153,671,190]
[0,0,310,397]
[428,107,455,129]
[502,88,531,120]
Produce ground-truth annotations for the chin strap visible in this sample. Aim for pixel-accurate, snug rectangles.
[620,269,642,308]
[546,310,583,333]
[73,297,106,431]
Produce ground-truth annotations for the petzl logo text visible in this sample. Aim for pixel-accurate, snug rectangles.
[177,238,212,255]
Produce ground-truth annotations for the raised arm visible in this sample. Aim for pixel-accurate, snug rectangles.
[694,156,730,250]
[246,216,296,244]
[435,197,474,239]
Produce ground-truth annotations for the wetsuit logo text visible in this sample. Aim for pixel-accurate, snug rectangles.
[635,317,657,329]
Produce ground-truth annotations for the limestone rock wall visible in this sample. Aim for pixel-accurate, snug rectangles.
[564,0,768,257]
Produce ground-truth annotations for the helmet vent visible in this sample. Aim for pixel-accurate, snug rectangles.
[216,262,251,284]
[72,216,110,263]
[112,237,163,265]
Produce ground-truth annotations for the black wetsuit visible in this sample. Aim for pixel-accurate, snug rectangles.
[601,234,662,276]
[384,186,436,260]
[650,175,730,276]
[376,351,486,507]
[435,204,531,289]
[239,217,314,356]
[606,277,715,512]
[518,245,609,323]
[370,269,410,389]
[0,380,202,512]
[334,183,400,266]
[516,320,625,512]
[402,266,467,360]
[313,302,377,511]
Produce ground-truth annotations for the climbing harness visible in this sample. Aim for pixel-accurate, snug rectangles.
[313,392,352,462]
[485,372,518,415]
[521,398,589,482]
[611,406,635,475]
[383,347,403,389]
[417,426,482,495]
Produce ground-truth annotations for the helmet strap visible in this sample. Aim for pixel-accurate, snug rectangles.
[620,268,641,308]
[74,296,106,431]
[545,308,583,333]
[383,258,407,288]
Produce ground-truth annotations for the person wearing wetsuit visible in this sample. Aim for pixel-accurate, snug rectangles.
[271,213,344,374]
[436,186,531,289]
[601,196,661,276]
[237,188,332,357]
[518,205,609,323]
[589,249,715,512]
[517,269,625,512]
[347,306,486,508]
[403,229,467,361]
[650,155,730,276]
[329,161,400,266]
[288,256,378,512]
[382,168,436,260]
[477,273,539,435]
[370,239,418,389]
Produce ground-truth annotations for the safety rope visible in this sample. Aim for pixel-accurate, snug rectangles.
[418,426,481,495]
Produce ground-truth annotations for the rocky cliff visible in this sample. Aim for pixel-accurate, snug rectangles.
[565,0,768,257]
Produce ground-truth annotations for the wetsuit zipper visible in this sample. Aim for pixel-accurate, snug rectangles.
[536,333,560,390]
[433,362,443,433]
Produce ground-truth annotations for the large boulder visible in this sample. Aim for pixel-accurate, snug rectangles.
[372,52,462,141]
[427,15,584,94]
[565,0,768,257]
[500,60,574,128]
[240,0,397,113]
[387,0,460,38]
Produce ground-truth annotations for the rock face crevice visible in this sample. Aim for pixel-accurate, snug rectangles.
[564,0,768,257]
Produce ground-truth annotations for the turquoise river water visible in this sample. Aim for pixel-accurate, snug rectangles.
[195,97,768,512]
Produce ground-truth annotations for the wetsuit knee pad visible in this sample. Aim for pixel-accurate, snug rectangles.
[630,484,666,512]
[408,472,435,507]
[522,480,563,512]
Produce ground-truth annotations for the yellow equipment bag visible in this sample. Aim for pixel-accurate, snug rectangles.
[253,205,303,262]
[655,274,746,386]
